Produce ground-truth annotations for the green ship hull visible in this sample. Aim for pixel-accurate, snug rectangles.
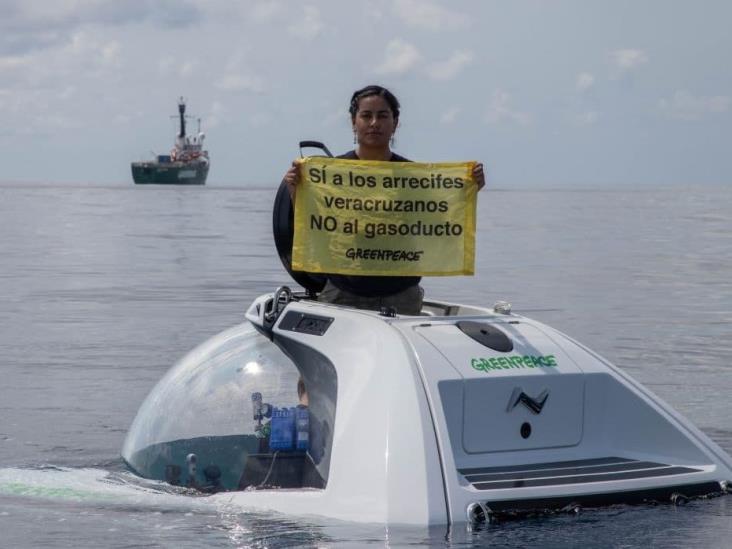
[131,161,209,185]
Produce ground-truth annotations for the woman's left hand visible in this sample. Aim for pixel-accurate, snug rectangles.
[473,162,486,190]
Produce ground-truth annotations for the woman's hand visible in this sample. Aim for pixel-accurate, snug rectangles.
[284,160,301,199]
[473,162,486,190]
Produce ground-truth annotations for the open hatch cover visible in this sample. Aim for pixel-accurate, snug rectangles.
[272,141,332,294]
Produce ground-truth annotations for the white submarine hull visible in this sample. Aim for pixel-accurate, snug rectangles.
[122,290,731,525]
[208,292,732,525]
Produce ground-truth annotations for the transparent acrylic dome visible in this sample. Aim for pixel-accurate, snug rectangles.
[122,322,332,492]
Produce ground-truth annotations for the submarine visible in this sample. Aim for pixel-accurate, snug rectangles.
[122,143,732,525]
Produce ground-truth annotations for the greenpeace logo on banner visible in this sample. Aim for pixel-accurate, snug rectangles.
[471,355,558,373]
[292,157,478,277]
[345,248,424,262]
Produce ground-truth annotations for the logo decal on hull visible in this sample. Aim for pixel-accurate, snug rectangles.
[507,388,549,414]
[470,354,557,373]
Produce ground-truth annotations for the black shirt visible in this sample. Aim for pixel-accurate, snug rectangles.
[327,150,421,297]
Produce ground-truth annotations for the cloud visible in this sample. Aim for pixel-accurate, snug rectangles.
[205,101,225,129]
[99,40,122,66]
[374,39,421,75]
[0,0,202,55]
[0,25,131,137]
[216,50,267,93]
[215,73,267,93]
[68,30,124,70]
[0,55,30,74]
[159,55,198,78]
[426,50,474,81]
[178,60,197,78]
[576,72,594,92]
[1,28,124,95]
[611,49,648,71]
[250,1,284,23]
[138,0,202,29]
[440,106,461,124]
[249,111,274,128]
[287,6,324,40]
[392,0,469,30]
[573,111,599,126]
[361,0,386,22]
[658,90,730,121]
[484,90,531,126]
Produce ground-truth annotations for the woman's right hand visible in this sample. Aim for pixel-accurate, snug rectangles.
[284,160,301,199]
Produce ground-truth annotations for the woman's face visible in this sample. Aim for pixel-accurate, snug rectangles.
[352,95,397,148]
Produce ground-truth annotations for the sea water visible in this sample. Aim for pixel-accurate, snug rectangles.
[0,182,730,548]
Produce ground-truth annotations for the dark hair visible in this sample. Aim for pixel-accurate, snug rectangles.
[349,85,400,122]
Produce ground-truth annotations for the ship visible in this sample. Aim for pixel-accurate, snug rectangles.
[131,97,210,185]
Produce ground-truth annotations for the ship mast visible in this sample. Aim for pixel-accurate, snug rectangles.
[178,97,187,139]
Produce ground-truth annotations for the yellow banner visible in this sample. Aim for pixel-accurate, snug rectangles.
[292,157,477,276]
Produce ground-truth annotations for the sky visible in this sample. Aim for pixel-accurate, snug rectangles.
[1,0,731,187]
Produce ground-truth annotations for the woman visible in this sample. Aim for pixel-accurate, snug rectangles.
[283,85,485,315]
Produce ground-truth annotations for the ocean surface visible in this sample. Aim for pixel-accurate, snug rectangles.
[0,182,730,548]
